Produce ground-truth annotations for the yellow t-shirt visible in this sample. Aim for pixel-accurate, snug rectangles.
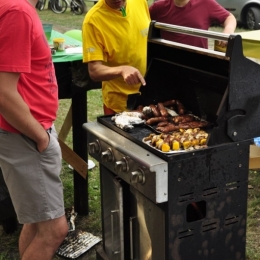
[82,0,150,113]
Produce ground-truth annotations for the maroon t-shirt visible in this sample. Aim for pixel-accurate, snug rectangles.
[149,0,230,48]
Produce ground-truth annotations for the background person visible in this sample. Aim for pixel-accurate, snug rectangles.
[149,0,237,49]
[0,0,68,259]
[82,0,151,115]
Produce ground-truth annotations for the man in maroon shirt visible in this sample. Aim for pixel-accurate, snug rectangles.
[149,0,236,48]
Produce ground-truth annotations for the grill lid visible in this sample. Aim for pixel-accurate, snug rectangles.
[129,22,260,145]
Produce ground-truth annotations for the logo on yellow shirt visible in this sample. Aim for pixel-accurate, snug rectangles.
[86,47,95,53]
[141,28,149,37]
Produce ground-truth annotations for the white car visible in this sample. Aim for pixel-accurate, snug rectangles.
[216,0,260,30]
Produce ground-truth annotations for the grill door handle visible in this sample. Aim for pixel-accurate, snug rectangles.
[111,210,120,255]
[130,216,137,260]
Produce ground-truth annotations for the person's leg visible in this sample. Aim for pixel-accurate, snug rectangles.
[19,223,37,257]
[0,127,67,259]
[20,215,68,260]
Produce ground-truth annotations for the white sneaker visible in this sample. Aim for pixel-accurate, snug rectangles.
[68,160,95,170]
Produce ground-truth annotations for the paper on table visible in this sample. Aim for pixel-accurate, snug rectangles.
[65,46,83,54]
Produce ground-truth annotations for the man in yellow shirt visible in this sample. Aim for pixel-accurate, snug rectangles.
[82,0,151,114]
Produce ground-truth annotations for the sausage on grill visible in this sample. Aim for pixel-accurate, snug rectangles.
[162,100,176,107]
[146,116,168,125]
[157,102,168,117]
[173,114,194,124]
[176,100,185,115]
[149,104,161,117]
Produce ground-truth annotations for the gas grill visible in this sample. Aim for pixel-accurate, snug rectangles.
[83,22,260,260]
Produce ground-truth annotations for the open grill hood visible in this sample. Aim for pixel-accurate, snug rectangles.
[129,21,260,146]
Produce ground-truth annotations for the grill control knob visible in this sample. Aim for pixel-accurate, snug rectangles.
[114,157,129,173]
[130,168,145,184]
[89,140,101,154]
[101,148,114,163]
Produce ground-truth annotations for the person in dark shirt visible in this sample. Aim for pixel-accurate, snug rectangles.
[149,0,236,48]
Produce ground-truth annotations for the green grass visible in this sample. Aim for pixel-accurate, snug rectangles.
[38,8,85,31]
[0,3,260,260]
[246,171,260,260]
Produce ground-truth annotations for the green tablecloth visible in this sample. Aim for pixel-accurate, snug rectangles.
[48,30,83,63]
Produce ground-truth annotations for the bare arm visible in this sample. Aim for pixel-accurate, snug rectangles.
[222,13,237,34]
[217,13,237,47]
[88,61,146,86]
[0,72,49,152]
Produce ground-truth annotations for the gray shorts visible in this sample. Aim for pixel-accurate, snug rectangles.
[0,126,65,224]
